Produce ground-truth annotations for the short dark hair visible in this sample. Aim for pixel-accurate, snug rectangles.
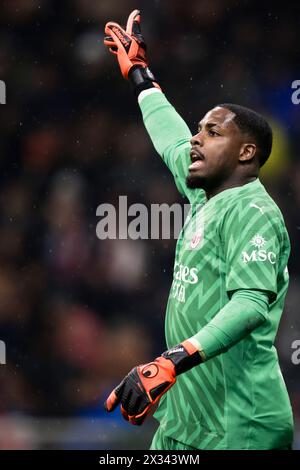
[217,103,273,167]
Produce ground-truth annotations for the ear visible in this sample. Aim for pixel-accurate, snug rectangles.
[239,143,256,163]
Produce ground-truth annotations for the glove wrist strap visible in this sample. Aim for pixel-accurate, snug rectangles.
[128,65,160,97]
[162,342,203,376]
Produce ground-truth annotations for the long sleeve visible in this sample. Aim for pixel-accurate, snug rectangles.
[138,89,206,204]
[190,289,269,361]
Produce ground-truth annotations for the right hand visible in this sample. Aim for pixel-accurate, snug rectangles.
[104,9,149,79]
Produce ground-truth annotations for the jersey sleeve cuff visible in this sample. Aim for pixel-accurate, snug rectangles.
[188,336,207,362]
[138,88,162,104]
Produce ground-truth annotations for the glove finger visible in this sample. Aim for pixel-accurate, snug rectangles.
[128,392,150,416]
[104,389,120,412]
[120,405,129,421]
[129,415,145,426]
[103,36,118,54]
[126,9,140,35]
[128,394,142,415]
[132,20,142,38]
[104,378,125,412]
[121,387,133,413]
[128,404,151,426]
[128,415,141,426]
[130,15,146,48]
[105,22,131,53]
[128,412,146,426]
[103,35,116,46]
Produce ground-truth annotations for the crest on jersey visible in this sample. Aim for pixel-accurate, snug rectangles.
[184,203,205,251]
[190,231,203,249]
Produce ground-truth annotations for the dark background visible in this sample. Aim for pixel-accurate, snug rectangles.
[0,0,299,449]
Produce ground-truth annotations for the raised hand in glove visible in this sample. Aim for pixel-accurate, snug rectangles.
[104,9,161,94]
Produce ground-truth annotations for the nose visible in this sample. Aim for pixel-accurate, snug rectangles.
[190,131,203,147]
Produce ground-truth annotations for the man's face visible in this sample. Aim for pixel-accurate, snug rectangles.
[186,107,244,191]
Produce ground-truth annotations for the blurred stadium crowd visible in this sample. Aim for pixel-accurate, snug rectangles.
[0,0,299,449]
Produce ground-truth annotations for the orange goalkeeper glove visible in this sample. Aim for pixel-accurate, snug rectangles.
[104,339,202,425]
[103,9,161,95]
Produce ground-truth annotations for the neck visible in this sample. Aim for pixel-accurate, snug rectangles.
[206,174,257,200]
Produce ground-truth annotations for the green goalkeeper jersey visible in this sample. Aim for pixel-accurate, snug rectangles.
[139,90,293,450]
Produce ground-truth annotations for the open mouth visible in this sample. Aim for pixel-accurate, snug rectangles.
[189,150,205,171]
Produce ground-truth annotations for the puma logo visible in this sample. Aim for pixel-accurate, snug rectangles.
[250,203,265,214]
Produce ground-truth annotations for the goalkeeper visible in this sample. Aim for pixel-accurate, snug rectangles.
[103,10,294,450]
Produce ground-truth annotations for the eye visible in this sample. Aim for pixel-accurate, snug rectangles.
[208,129,219,136]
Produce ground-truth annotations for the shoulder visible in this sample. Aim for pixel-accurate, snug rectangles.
[225,181,283,219]
[218,185,287,240]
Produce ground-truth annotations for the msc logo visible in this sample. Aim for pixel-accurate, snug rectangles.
[242,234,276,264]
[242,250,276,264]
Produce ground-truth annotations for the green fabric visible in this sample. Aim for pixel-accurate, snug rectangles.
[150,425,292,451]
[192,289,269,360]
[139,91,206,205]
[150,425,197,451]
[139,92,293,450]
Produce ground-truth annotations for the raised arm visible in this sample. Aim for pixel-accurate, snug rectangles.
[104,9,205,204]
[138,89,196,201]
